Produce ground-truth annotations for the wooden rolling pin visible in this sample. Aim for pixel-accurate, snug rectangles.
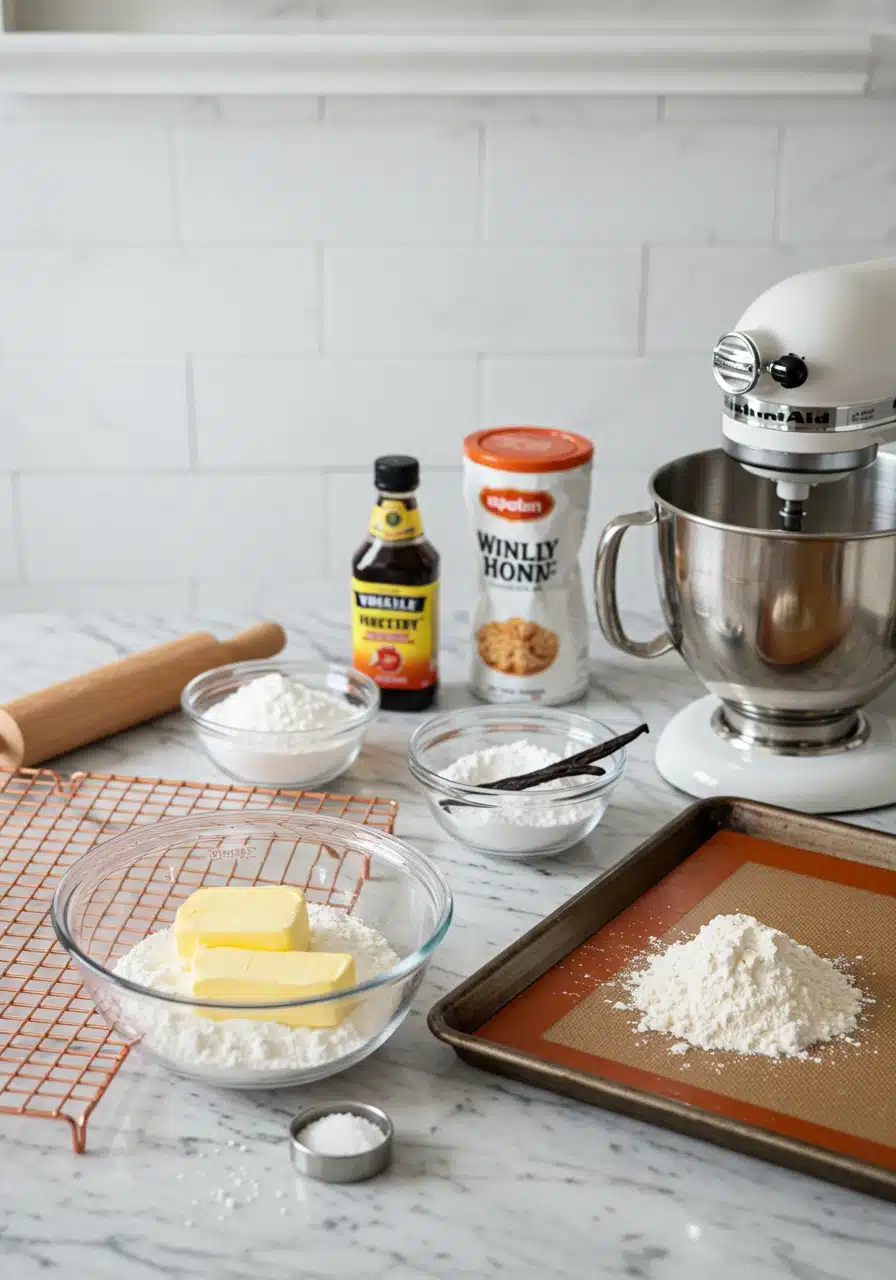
[0,621,286,770]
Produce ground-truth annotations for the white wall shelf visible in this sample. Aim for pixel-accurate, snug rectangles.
[0,14,885,96]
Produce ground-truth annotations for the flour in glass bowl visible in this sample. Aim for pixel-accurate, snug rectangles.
[205,673,354,734]
[194,672,363,786]
[112,904,400,1081]
[434,739,611,858]
[440,741,597,829]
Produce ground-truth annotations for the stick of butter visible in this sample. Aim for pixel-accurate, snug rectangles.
[191,945,357,1028]
[174,885,310,959]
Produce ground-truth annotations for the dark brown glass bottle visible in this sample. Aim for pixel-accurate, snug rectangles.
[351,456,440,711]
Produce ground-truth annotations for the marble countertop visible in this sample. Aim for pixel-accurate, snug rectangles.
[1,592,894,1280]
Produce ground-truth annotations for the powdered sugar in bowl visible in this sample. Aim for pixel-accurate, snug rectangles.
[181,660,379,788]
[408,707,628,859]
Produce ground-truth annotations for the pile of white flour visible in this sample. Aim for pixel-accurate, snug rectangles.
[113,904,399,1078]
[626,913,864,1058]
[205,673,354,733]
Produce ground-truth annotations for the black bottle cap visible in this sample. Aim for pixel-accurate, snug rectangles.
[374,455,420,492]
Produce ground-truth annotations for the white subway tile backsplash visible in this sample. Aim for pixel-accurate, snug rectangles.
[187,475,315,581]
[324,95,661,125]
[486,127,777,243]
[0,360,189,469]
[0,95,321,125]
[325,247,641,354]
[0,91,891,610]
[0,475,18,582]
[482,356,718,466]
[0,582,193,611]
[194,358,476,467]
[194,580,326,618]
[0,248,317,355]
[646,245,894,352]
[178,124,479,243]
[0,125,173,243]
[780,127,896,243]
[19,474,324,581]
[190,98,322,125]
[664,95,896,125]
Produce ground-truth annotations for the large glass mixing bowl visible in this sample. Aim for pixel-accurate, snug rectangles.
[51,811,452,1089]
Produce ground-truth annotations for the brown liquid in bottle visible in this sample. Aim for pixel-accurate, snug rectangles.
[351,456,440,712]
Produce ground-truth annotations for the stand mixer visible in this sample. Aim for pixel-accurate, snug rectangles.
[595,256,896,814]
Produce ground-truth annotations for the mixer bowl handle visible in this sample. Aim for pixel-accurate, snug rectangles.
[594,509,674,659]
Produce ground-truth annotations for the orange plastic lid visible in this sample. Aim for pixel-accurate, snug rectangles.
[464,426,593,474]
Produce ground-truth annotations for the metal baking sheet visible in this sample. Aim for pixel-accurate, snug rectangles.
[428,798,896,1201]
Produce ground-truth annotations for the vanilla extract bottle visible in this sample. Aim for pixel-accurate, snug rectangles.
[351,456,440,711]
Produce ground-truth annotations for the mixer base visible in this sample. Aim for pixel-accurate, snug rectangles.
[655,695,896,814]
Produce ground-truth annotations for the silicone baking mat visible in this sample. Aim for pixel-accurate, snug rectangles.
[0,768,396,1153]
[429,800,896,1199]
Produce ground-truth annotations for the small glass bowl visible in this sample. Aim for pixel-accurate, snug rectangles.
[408,706,628,859]
[51,811,452,1089]
[181,660,379,788]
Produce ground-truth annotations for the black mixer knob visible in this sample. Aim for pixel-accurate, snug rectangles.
[768,353,808,389]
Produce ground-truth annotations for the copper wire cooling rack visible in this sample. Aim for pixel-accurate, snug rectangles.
[0,768,397,1153]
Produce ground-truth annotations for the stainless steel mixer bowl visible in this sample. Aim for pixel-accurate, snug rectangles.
[594,449,896,750]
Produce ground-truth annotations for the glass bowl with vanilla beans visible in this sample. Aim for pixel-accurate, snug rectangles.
[408,708,645,859]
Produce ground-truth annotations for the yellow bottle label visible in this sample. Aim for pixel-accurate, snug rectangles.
[369,499,423,543]
[351,578,438,691]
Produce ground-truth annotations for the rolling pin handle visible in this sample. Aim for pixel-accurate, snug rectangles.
[0,710,26,771]
[222,622,288,664]
[0,620,287,771]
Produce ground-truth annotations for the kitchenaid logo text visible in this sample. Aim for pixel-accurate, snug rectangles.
[479,487,555,520]
[477,532,558,584]
[724,395,830,425]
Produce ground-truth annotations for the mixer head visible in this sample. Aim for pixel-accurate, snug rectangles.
[712,257,896,527]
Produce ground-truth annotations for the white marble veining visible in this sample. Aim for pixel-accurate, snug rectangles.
[1,592,895,1280]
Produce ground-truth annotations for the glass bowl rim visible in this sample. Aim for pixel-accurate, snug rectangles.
[51,811,453,1013]
[407,706,628,804]
[181,660,380,744]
